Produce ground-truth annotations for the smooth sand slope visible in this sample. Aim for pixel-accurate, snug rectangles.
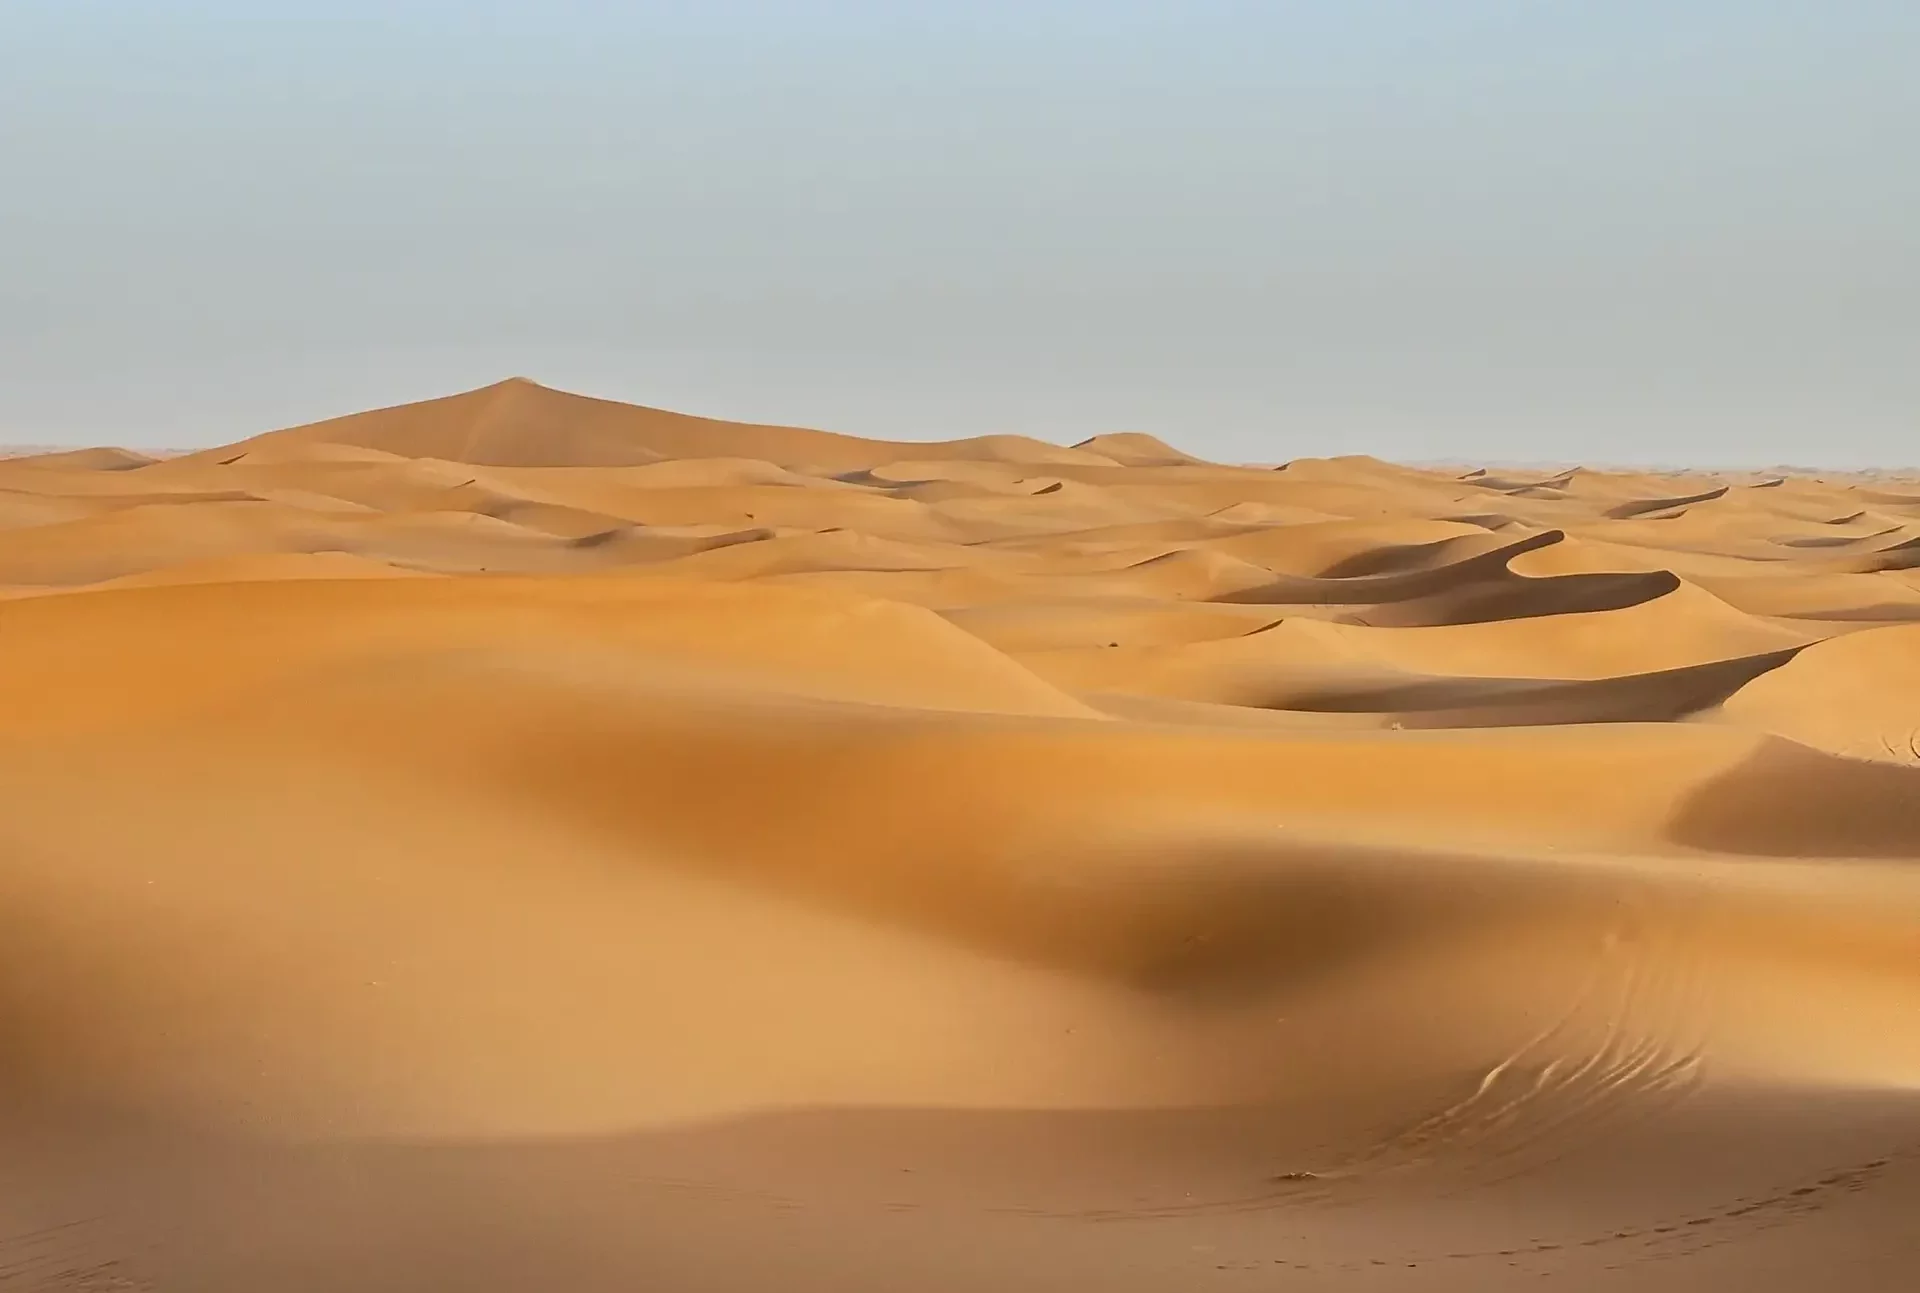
[2,379,1919,1291]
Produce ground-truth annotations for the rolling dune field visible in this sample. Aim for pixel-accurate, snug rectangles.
[2,379,1918,1290]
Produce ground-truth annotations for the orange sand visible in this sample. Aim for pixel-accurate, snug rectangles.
[2,379,1918,1291]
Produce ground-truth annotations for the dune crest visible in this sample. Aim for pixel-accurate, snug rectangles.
[3,380,1918,1291]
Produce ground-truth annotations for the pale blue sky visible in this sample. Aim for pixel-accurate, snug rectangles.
[1,2,1914,463]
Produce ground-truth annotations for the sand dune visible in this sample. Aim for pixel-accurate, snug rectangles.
[2,380,1917,1292]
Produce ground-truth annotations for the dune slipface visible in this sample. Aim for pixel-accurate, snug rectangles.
[1,380,1918,1292]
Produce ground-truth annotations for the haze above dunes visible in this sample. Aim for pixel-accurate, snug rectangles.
[4,378,1920,1291]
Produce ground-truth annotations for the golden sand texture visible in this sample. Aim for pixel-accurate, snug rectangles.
[2,379,1918,1291]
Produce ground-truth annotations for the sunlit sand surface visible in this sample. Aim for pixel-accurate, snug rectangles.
[3,379,1918,1290]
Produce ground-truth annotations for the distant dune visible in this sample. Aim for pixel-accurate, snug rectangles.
[2,379,1918,1292]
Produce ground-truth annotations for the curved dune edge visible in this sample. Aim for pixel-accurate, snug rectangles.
[8,644,1920,1128]
[1718,622,1920,761]
[2,381,1919,1291]
[0,574,1104,728]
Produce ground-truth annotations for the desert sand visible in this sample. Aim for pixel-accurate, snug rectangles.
[1,378,1917,1291]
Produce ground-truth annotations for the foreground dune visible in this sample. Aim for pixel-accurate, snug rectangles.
[2,380,1918,1291]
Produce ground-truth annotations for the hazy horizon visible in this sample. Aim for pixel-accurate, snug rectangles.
[3,2,1915,466]
[5,374,1914,479]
